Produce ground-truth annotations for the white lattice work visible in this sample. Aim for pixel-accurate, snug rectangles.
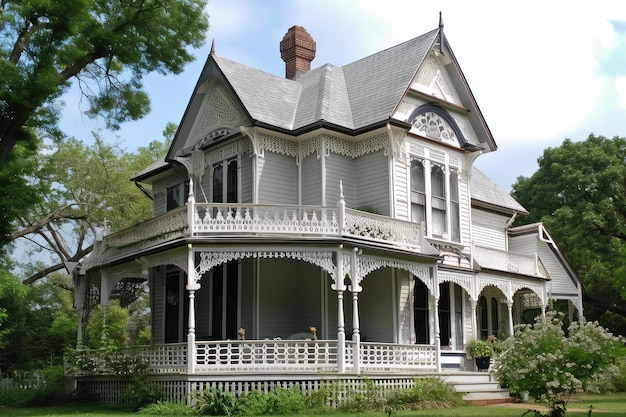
[438,271,474,299]
[343,208,422,251]
[104,207,188,250]
[143,343,188,374]
[193,204,339,236]
[190,83,244,143]
[195,340,338,373]
[356,342,437,373]
[195,250,337,284]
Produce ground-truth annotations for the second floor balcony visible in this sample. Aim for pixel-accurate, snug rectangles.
[94,201,425,266]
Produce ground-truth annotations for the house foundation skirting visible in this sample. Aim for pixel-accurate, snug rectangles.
[74,373,429,406]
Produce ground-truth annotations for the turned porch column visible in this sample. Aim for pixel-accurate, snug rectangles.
[507,300,514,336]
[470,298,478,339]
[334,246,347,373]
[100,270,112,342]
[186,244,200,374]
[350,247,362,374]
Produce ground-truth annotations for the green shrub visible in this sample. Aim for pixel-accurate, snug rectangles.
[264,386,307,415]
[386,378,464,410]
[195,387,239,416]
[236,390,268,416]
[338,378,385,413]
[126,375,163,411]
[139,400,196,415]
[496,311,625,417]
[611,355,626,392]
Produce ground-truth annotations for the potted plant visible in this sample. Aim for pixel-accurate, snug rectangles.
[467,339,494,371]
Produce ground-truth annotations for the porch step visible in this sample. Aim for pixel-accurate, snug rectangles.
[439,372,514,404]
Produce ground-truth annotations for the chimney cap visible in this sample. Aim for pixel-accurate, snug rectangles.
[280,26,316,80]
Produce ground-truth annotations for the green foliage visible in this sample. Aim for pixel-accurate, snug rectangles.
[64,345,148,376]
[466,339,494,358]
[512,134,626,335]
[125,375,163,412]
[0,365,71,407]
[0,140,45,250]
[138,400,196,415]
[263,386,307,415]
[195,387,240,416]
[612,356,626,392]
[339,378,385,413]
[386,378,465,411]
[0,0,208,160]
[496,311,625,416]
[85,302,130,349]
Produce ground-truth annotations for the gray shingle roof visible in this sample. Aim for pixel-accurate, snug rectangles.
[470,167,528,214]
[213,29,438,131]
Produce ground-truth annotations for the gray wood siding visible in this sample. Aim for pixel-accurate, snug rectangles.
[325,153,355,208]
[239,259,255,332]
[258,152,297,205]
[458,168,471,246]
[301,154,322,205]
[151,267,165,344]
[471,208,508,251]
[355,150,390,216]
[195,273,211,339]
[394,157,409,221]
[258,259,322,338]
[359,268,394,342]
[153,190,166,217]
[537,244,578,296]
[240,153,253,203]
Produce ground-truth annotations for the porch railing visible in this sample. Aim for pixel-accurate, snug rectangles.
[194,339,338,373]
[473,245,548,278]
[67,341,438,376]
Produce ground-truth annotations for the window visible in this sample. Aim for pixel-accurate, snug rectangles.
[212,157,239,203]
[431,164,446,237]
[166,182,189,211]
[450,169,460,242]
[410,159,426,224]
[409,157,460,242]
[479,296,488,339]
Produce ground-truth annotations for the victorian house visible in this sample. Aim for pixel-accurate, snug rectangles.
[73,18,583,402]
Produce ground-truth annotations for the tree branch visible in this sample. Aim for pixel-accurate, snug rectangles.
[22,244,93,285]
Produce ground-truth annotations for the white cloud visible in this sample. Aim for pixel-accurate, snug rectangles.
[616,77,626,112]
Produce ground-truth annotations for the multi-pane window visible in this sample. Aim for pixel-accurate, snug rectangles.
[431,164,446,237]
[410,157,460,242]
[166,182,189,211]
[410,159,426,224]
[212,158,238,203]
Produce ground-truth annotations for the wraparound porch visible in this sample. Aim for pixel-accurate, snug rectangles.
[71,339,441,376]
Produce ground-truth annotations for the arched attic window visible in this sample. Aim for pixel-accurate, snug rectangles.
[407,104,475,150]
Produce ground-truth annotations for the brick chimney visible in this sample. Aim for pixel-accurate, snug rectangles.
[280,26,316,80]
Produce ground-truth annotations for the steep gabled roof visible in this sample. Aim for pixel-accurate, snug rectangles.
[162,21,496,164]
[470,167,528,215]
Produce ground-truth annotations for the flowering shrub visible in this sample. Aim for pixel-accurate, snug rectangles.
[495,311,625,417]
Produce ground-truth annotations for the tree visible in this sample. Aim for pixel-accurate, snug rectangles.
[12,131,172,285]
[512,134,626,334]
[0,0,208,160]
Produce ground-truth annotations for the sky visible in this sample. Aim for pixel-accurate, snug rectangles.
[59,0,626,192]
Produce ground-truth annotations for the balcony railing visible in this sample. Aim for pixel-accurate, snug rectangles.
[473,245,548,278]
[67,340,438,376]
[93,202,423,264]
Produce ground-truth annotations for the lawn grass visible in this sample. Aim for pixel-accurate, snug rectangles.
[2,393,626,417]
